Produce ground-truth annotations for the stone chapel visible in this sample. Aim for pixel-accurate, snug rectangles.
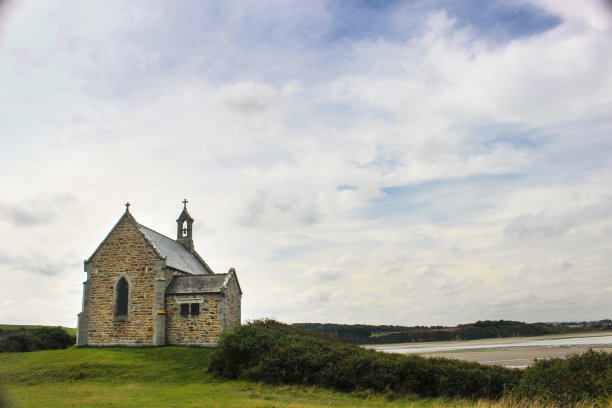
[76,201,241,346]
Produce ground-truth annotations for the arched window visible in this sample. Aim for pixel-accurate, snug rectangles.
[115,277,129,317]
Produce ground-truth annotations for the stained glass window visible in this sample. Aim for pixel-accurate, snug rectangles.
[115,277,128,317]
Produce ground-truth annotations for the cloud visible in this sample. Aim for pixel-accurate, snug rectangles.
[409,265,485,296]
[337,185,358,192]
[0,250,79,277]
[504,257,573,282]
[239,189,321,228]
[304,266,343,282]
[503,212,576,241]
[0,192,77,226]
[0,1,611,327]
[220,81,285,115]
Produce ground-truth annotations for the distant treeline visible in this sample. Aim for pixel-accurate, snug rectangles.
[293,319,612,344]
[0,326,75,352]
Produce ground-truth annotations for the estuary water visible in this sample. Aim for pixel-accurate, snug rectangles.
[373,334,612,354]
[368,333,612,368]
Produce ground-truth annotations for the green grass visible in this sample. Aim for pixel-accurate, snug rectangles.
[0,324,77,336]
[0,347,477,408]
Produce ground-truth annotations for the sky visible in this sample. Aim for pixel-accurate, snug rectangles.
[0,0,611,328]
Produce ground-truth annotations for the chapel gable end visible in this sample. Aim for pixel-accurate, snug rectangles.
[86,206,161,268]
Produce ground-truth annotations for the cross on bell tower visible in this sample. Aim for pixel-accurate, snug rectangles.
[176,199,194,253]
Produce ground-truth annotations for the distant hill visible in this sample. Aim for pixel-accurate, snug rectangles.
[293,319,612,344]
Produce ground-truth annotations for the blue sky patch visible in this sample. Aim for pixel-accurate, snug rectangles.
[443,0,562,43]
[365,173,524,223]
[324,0,561,44]
[337,184,359,191]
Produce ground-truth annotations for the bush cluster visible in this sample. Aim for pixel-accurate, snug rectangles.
[0,327,75,352]
[209,319,521,400]
[211,320,612,405]
[513,349,612,407]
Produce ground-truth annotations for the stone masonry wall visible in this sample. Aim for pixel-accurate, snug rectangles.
[222,273,241,330]
[86,216,161,345]
[165,293,223,344]
[164,266,189,282]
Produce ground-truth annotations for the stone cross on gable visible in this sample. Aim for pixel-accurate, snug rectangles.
[125,202,130,212]
[182,199,188,209]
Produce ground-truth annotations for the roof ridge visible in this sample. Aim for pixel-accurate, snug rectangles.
[137,222,217,275]
[137,222,213,275]
[138,223,215,275]
[137,223,175,242]
[173,272,228,278]
[133,223,165,260]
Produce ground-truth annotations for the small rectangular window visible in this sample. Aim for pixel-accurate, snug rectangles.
[180,303,189,317]
[190,303,200,317]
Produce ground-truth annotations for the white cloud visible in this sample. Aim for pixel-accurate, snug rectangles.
[0,192,77,226]
[503,212,576,241]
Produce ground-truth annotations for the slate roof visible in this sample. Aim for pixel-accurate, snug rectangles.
[137,224,213,275]
[165,274,229,294]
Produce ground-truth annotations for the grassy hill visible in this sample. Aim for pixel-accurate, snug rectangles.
[0,346,484,408]
[1,345,609,407]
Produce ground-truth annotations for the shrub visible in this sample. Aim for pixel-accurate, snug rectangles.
[0,327,75,352]
[512,349,612,407]
[209,319,521,400]
[0,332,42,352]
[30,327,75,350]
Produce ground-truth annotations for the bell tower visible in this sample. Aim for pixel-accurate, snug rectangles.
[176,199,194,253]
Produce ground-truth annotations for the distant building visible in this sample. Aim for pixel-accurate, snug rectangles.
[76,201,241,346]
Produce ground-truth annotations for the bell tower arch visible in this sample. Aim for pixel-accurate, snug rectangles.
[176,199,194,253]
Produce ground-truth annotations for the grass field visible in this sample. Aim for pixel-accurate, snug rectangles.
[0,347,602,408]
[0,325,77,336]
[0,346,515,408]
